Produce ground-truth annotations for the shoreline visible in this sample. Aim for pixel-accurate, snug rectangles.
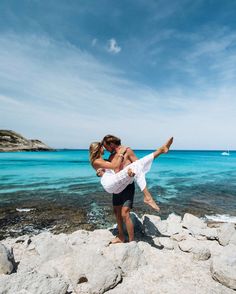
[0,212,235,293]
[1,197,236,240]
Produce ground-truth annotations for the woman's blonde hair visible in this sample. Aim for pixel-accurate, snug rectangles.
[89,142,102,164]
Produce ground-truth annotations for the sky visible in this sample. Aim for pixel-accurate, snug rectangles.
[0,0,236,150]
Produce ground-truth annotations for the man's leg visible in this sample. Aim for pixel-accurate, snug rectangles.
[111,205,125,243]
[111,182,135,244]
[121,206,134,242]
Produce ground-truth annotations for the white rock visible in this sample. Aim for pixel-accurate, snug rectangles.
[211,244,236,290]
[192,246,211,261]
[0,271,68,294]
[229,231,236,246]
[188,226,203,237]
[218,223,236,246]
[158,237,174,250]
[107,251,233,294]
[201,227,218,240]
[37,245,122,294]
[68,229,113,248]
[102,241,147,275]
[182,213,207,230]
[33,232,72,261]
[68,230,90,246]
[178,239,196,252]
[171,231,189,242]
[0,243,15,275]
[195,235,207,241]
[167,213,182,223]
[166,214,183,236]
[152,237,161,246]
[155,220,168,235]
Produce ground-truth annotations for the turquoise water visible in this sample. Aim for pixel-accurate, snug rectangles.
[0,149,236,220]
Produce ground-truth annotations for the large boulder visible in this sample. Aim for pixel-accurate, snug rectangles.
[0,271,68,294]
[166,213,183,236]
[211,244,236,290]
[182,213,207,230]
[0,243,15,275]
[178,238,211,260]
[217,223,236,246]
[32,232,72,261]
[102,241,147,276]
[37,245,122,294]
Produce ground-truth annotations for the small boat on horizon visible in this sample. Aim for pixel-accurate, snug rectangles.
[221,150,230,156]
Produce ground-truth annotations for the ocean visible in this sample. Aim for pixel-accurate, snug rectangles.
[0,150,236,239]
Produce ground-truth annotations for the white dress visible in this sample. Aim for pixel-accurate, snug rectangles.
[100,153,154,194]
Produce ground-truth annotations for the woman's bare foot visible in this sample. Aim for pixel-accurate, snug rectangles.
[127,168,135,177]
[110,236,125,244]
[161,137,173,153]
[154,137,173,157]
[143,188,160,211]
[144,198,160,212]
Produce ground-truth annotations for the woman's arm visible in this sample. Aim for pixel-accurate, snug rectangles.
[93,148,126,170]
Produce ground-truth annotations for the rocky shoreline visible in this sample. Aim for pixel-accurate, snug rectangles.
[0,212,235,293]
[0,130,53,152]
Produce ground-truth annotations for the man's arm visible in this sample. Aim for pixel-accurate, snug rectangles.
[126,148,138,163]
[109,146,137,171]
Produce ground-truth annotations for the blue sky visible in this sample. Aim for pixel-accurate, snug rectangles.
[0,0,236,149]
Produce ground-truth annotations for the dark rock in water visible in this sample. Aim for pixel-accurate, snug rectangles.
[0,130,54,152]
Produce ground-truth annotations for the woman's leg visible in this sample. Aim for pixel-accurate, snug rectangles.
[143,187,160,211]
[134,137,173,211]
[134,169,160,211]
[153,137,173,159]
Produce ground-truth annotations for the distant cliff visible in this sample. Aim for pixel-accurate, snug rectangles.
[0,130,54,152]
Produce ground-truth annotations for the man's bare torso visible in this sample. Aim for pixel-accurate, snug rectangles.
[109,147,137,173]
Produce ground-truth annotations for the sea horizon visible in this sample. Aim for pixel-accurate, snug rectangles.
[0,149,235,240]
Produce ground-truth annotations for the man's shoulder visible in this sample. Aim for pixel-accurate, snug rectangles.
[126,147,135,154]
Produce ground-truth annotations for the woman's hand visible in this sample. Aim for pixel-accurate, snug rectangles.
[118,146,127,155]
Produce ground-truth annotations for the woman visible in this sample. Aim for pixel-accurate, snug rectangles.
[89,137,173,211]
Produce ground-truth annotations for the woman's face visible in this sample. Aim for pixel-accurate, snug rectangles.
[100,146,104,155]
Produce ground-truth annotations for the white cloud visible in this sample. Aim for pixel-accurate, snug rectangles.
[107,38,121,54]
[0,33,235,150]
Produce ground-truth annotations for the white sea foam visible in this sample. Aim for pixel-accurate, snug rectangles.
[205,214,236,223]
[16,208,35,212]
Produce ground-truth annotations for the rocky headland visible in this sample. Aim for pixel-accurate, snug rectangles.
[0,212,236,293]
[0,130,54,152]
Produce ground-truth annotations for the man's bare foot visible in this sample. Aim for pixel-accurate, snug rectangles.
[110,236,125,245]
[159,137,173,154]
[127,168,135,177]
[144,198,160,212]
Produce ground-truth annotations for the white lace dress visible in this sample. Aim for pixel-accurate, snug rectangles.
[101,153,154,194]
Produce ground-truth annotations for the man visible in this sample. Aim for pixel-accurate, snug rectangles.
[102,134,137,243]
